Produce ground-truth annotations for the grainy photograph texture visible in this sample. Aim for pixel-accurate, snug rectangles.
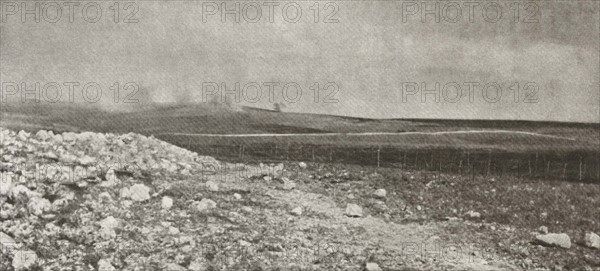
[0,0,599,270]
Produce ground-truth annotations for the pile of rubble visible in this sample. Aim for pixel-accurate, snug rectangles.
[3,128,357,271]
[0,128,225,270]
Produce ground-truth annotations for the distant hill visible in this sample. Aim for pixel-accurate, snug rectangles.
[1,103,598,152]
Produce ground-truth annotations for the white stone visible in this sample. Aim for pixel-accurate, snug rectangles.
[345,204,363,217]
[168,226,180,235]
[35,130,52,141]
[241,206,253,213]
[194,198,217,211]
[17,130,30,141]
[27,197,52,216]
[290,207,303,216]
[78,156,96,166]
[121,200,132,208]
[62,132,77,142]
[205,181,219,192]
[188,259,208,271]
[12,250,37,270]
[233,193,242,200]
[0,173,13,196]
[98,258,116,271]
[119,187,131,199]
[465,210,481,219]
[165,263,186,271]
[366,262,382,271]
[99,216,119,240]
[0,205,13,219]
[298,162,307,169]
[282,180,296,190]
[535,233,571,248]
[538,226,548,234]
[161,196,173,210]
[584,232,600,249]
[374,189,387,198]
[1,232,17,254]
[273,163,284,177]
[99,216,119,230]
[129,184,151,202]
[11,185,40,198]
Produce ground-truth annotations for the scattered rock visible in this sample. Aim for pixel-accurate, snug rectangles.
[465,210,481,219]
[168,226,180,235]
[128,184,151,202]
[583,232,600,249]
[78,155,96,166]
[119,187,131,199]
[282,179,296,190]
[298,162,307,169]
[35,130,52,141]
[539,226,549,234]
[290,207,303,216]
[205,180,219,192]
[121,200,133,208]
[11,185,41,198]
[97,258,116,271]
[239,240,251,247]
[12,250,37,270]
[27,197,52,216]
[344,204,363,217]
[1,232,17,253]
[373,188,387,198]
[194,198,217,211]
[17,130,30,141]
[366,262,382,271]
[233,193,242,200]
[164,263,186,271]
[161,196,173,210]
[62,132,77,142]
[99,192,113,202]
[0,174,12,196]
[535,233,571,248]
[99,216,120,239]
[101,169,119,187]
[241,206,253,213]
[188,258,208,271]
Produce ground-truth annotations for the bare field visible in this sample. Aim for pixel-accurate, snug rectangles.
[2,103,598,183]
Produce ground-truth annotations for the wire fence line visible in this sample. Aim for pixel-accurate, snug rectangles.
[170,139,599,183]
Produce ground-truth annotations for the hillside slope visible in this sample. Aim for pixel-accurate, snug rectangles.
[1,103,598,151]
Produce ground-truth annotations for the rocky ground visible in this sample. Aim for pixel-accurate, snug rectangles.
[0,128,598,270]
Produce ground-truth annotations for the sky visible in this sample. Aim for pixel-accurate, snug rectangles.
[1,1,598,122]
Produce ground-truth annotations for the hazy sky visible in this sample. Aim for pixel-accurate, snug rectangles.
[1,1,598,122]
